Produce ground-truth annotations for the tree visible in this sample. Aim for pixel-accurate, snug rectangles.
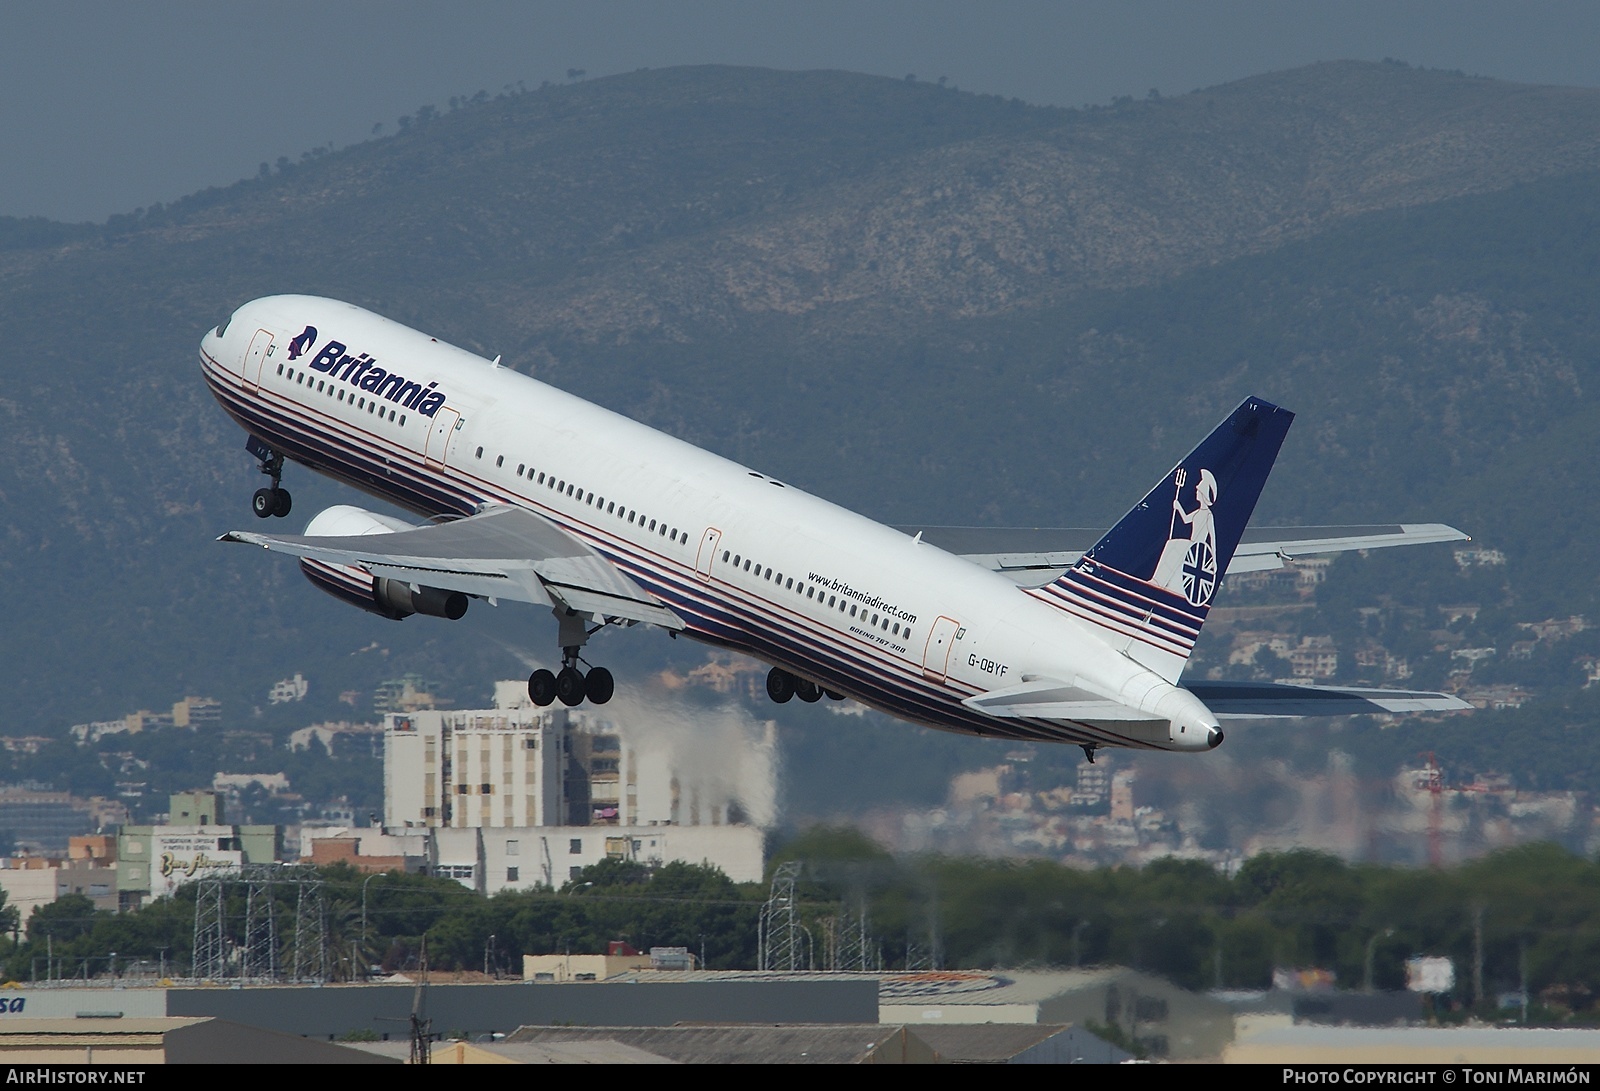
[26,894,96,944]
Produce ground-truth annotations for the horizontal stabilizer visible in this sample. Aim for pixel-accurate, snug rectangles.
[1181,680,1472,718]
[221,504,684,630]
[898,523,1470,584]
[962,678,1153,721]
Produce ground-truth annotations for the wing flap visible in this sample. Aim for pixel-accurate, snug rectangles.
[221,504,684,629]
[1182,680,1472,718]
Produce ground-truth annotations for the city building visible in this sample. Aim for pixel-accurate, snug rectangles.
[116,792,280,910]
[523,942,659,983]
[302,819,765,888]
[385,704,774,831]
[0,835,120,920]
[354,683,774,886]
[875,968,1234,1061]
[0,787,128,856]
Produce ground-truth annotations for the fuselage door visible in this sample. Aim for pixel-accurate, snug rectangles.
[425,407,461,468]
[243,329,275,391]
[695,527,723,581]
[922,616,962,682]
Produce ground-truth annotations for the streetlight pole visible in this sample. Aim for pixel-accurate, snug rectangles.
[1365,928,1395,993]
[360,873,386,979]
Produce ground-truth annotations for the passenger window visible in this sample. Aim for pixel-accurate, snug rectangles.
[764,568,772,580]
[743,560,751,572]
[733,555,741,566]
[893,623,901,635]
[538,472,545,484]
[586,492,594,504]
[807,587,814,599]
[660,525,667,537]
[871,613,879,625]
[723,551,731,563]
[475,447,483,459]
[648,519,656,532]
[608,502,616,514]
[399,415,406,426]
[786,578,794,590]
[277,364,284,376]
[496,456,504,467]
[828,595,836,607]
[850,605,857,617]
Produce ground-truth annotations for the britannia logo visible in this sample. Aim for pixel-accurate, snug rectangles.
[306,337,449,417]
[1151,466,1219,608]
[287,325,318,361]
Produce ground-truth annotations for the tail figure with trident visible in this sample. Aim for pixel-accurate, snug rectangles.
[1150,466,1220,607]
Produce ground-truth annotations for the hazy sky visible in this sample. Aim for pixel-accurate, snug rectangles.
[4,1,1599,223]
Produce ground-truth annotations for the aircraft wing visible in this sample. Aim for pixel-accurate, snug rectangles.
[896,523,1470,586]
[1180,680,1472,718]
[220,504,684,629]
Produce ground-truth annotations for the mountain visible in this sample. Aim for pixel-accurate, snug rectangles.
[2,60,1599,739]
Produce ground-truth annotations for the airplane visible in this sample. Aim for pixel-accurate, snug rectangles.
[201,295,1472,761]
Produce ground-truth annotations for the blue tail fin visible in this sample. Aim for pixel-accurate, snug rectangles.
[1034,397,1294,680]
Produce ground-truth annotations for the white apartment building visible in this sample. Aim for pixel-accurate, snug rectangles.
[384,689,776,833]
[384,708,566,828]
[366,683,777,889]
[304,822,766,889]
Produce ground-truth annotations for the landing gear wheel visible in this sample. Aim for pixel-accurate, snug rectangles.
[766,668,795,704]
[556,666,587,706]
[584,667,614,705]
[795,678,822,703]
[528,669,557,707]
[272,488,292,518]
[252,488,277,519]
[824,689,844,700]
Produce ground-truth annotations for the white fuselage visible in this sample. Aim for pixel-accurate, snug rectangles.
[200,295,1216,750]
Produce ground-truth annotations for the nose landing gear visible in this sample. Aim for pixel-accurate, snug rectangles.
[246,437,292,519]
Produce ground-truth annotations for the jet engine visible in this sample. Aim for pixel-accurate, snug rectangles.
[297,505,469,621]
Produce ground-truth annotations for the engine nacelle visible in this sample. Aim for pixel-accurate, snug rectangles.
[297,505,469,622]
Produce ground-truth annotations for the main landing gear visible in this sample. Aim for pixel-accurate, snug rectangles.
[766,667,844,704]
[248,441,292,519]
[1081,744,1098,764]
[527,607,615,707]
